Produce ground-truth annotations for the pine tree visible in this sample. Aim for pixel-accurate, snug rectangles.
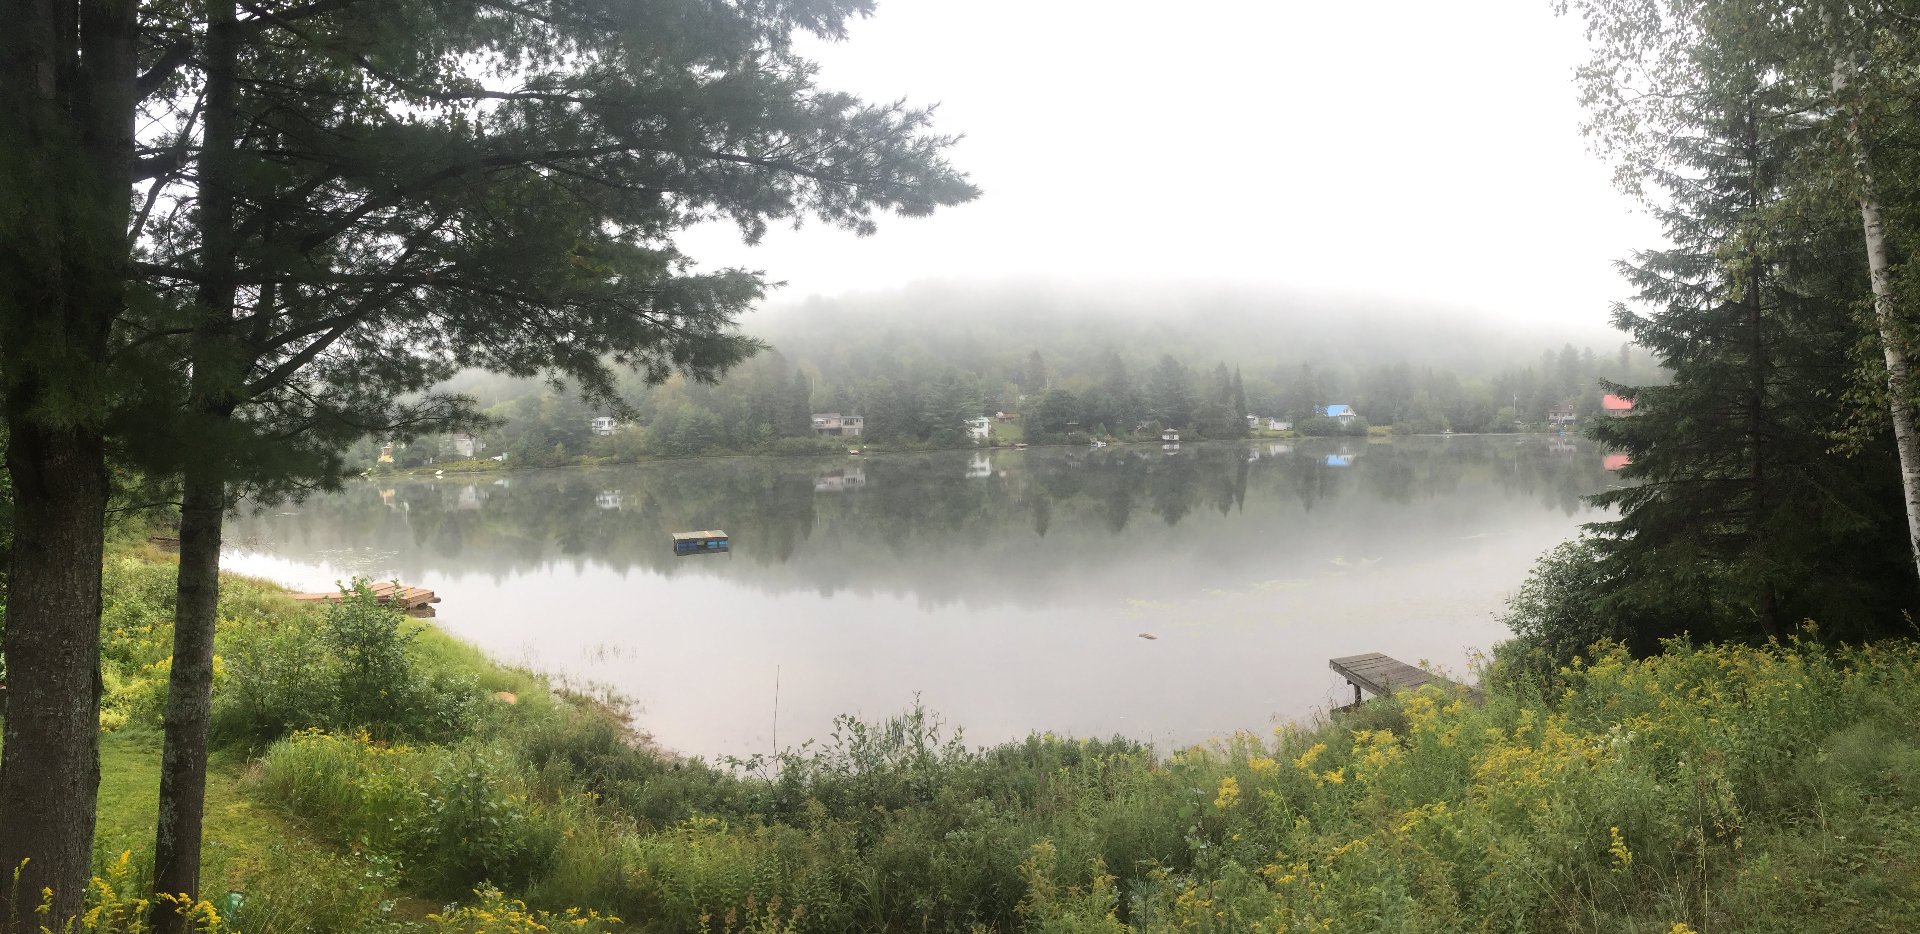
[1,0,976,922]
[1571,0,1919,647]
[1147,355,1196,428]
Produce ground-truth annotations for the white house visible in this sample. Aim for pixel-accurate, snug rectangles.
[451,432,484,458]
[590,416,617,436]
[1323,404,1358,425]
[964,416,991,441]
[1268,418,1292,431]
[811,413,864,438]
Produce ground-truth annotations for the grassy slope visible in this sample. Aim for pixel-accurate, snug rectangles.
[60,546,1920,932]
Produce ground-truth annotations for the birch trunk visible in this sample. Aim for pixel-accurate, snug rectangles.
[1828,16,1920,587]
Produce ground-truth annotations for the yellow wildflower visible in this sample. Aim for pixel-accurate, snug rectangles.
[1214,775,1241,810]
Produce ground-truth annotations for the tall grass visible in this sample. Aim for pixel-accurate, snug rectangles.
[241,638,1920,932]
[79,550,1920,932]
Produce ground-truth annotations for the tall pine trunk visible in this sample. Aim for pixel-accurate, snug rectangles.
[151,4,239,926]
[0,0,138,927]
[0,427,109,929]
[1828,10,1920,586]
[150,471,226,929]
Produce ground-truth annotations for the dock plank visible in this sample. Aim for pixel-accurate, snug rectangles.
[1330,652,1481,707]
[290,581,441,617]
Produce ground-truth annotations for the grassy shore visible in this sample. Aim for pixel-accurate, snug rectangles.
[48,547,1920,932]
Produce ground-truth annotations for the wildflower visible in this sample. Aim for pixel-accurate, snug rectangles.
[1293,743,1327,771]
[1608,826,1633,871]
[1214,775,1241,810]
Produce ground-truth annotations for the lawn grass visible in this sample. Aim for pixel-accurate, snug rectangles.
[93,726,311,894]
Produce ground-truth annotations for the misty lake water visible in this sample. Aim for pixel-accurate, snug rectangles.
[223,435,1614,760]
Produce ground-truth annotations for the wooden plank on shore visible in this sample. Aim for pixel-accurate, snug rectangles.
[289,582,441,613]
[1330,652,1482,705]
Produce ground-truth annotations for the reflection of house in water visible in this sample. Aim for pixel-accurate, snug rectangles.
[1326,454,1355,467]
[814,465,867,492]
[596,490,624,510]
[379,488,397,508]
[966,453,992,479]
[1547,437,1578,454]
[457,485,483,510]
[1267,443,1294,456]
[1604,452,1631,471]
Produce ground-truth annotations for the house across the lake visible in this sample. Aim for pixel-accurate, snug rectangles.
[1267,417,1292,431]
[811,413,865,438]
[1324,404,1358,425]
[1548,402,1576,427]
[964,417,991,441]
[1602,394,1634,416]
[451,432,484,458]
[590,416,617,435]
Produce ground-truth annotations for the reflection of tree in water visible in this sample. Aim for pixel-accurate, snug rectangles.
[229,436,1616,608]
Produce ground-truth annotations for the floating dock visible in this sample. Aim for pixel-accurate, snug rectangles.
[290,581,441,617]
[672,530,730,556]
[1329,652,1482,708]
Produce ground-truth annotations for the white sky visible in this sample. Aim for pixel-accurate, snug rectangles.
[679,0,1659,327]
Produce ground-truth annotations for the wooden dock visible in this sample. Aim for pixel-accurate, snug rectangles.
[1329,652,1482,708]
[290,581,441,617]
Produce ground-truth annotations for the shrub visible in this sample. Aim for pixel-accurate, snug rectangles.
[214,581,481,746]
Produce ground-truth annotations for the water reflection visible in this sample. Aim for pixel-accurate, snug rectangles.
[225,436,1615,759]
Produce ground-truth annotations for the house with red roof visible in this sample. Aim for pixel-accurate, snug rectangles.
[1602,394,1634,416]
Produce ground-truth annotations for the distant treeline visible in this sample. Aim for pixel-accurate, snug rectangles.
[364,293,1657,469]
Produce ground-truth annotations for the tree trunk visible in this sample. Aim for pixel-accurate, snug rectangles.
[0,0,139,926]
[151,4,239,927]
[150,472,225,930]
[1828,11,1920,587]
[0,426,109,930]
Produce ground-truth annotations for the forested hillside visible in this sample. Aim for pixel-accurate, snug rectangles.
[384,286,1657,468]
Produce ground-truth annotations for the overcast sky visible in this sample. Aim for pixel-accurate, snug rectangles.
[679,0,1658,328]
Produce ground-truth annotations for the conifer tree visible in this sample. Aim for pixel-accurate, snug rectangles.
[0,0,975,923]
[1568,0,1919,646]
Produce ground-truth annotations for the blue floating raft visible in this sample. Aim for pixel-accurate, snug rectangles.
[671,530,730,556]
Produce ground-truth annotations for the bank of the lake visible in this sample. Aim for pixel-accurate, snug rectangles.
[78,544,1920,933]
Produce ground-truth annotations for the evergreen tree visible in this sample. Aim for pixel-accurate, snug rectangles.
[1571,0,1919,648]
[1022,350,1049,394]
[0,0,976,921]
[1147,354,1196,428]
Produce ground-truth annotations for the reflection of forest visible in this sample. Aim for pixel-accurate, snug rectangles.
[228,436,1613,607]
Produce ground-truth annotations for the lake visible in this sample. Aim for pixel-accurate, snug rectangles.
[223,435,1615,760]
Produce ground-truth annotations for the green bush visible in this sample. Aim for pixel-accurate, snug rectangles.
[214,581,480,746]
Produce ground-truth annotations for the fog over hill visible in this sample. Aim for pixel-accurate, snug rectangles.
[744,281,1628,382]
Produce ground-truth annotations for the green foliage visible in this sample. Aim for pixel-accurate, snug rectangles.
[242,636,1920,933]
[78,553,1920,932]
[1498,537,1634,672]
[214,582,480,746]
[1567,0,1920,646]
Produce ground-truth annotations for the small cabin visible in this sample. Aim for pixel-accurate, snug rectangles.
[1161,429,1179,442]
[671,530,730,556]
